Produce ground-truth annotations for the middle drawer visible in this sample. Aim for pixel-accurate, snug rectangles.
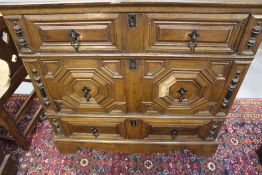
[25,57,233,115]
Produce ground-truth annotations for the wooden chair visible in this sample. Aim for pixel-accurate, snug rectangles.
[0,16,42,150]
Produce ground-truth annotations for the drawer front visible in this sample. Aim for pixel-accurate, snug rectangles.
[49,115,223,141]
[25,57,238,116]
[142,59,232,115]
[144,13,248,53]
[146,119,222,141]
[56,117,125,138]
[23,13,122,53]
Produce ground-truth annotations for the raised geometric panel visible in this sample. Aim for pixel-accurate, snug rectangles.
[54,68,124,113]
[24,13,122,52]
[209,62,231,80]
[144,13,248,53]
[100,60,123,78]
[151,68,217,114]
[144,60,166,78]
[40,60,62,78]
[142,102,160,114]
[158,74,176,97]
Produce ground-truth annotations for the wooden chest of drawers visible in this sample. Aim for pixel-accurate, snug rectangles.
[1,0,262,156]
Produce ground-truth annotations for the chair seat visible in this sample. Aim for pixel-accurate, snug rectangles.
[0,59,10,97]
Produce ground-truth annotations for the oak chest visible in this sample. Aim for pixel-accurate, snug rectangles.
[1,0,262,156]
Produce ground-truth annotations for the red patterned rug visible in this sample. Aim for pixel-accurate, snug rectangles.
[0,95,262,175]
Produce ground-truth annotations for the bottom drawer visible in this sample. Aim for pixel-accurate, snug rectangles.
[48,114,224,141]
[146,119,222,140]
[50,117,125,138]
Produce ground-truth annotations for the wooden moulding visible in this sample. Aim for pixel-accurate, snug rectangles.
[54,136,218,156]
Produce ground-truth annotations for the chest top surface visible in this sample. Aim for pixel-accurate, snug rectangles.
[1,0,262,6]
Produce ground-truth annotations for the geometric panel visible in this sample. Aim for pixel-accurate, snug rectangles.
[144,60,166,78]
[210,62,231,80]
[54,68,121,113]
[24,13,122,53]
[41,60,62,78]
[144,13,248,54]
[100,60,123,78]
[150,68,218,114]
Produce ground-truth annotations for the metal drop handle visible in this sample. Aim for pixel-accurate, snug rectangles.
[177,87,187,102]
[82,86,91,102]
[69,29,80,51]
[171,129,177,139]
[188,30,200,51]
[91,128,99,137]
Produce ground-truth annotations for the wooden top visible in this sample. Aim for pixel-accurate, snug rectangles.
[0,0,262,7]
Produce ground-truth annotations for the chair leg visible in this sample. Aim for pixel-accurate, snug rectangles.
[23,105,43,137]
[0,106,29,150]
[15,90,36,123]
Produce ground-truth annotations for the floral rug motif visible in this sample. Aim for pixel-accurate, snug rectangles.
[0,95,262,175]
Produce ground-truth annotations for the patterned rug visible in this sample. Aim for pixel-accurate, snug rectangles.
[0,95,261,175]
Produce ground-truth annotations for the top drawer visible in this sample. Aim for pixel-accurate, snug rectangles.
[17,13,122,53]
[144,13,249,54]
[5,13,249,54]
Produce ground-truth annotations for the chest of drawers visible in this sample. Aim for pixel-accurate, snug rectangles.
[1,0,262,156]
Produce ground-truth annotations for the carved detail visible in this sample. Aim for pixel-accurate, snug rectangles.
[54,68,124,113]
[153,69,216,114]
[142,102,159,114]
[222,71,241,108]
[41,60,62,78]
[247,22,261,49]
[32,69,50,106]
[101,60,123,78]
[13,22,26,47]
[210,62,231,80]
[144,60,166,78]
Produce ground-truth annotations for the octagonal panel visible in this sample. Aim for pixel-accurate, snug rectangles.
[45,61,126,113]
[56,69,114,112]
[148,66,218,114]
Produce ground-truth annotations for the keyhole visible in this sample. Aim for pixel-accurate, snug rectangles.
[128,13,136,28]
[130,120,137,127]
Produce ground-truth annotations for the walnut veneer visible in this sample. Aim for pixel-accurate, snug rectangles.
[1,0,262,156]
